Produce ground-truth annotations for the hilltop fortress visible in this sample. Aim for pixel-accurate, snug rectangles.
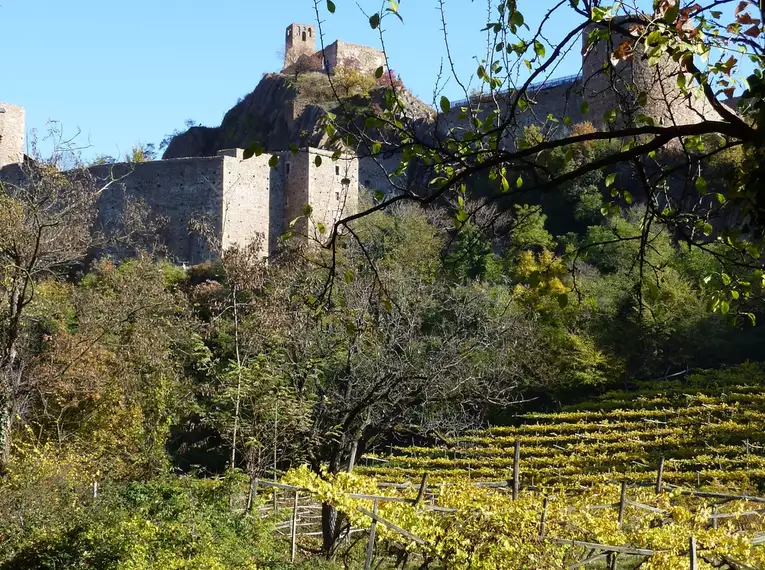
[0,20,736,264]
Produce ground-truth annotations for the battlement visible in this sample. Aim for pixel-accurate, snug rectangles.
[0,103,25,170]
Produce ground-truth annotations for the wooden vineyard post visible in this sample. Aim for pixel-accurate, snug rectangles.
[711,505,718,529]
[513,439,520,501]
[290,490,299,562]
[656,456,665,494]
[415,473,429,506]
[618,481,627,526]
[364,500,379,570]
[689,537,697,570]
[538,497,549,539]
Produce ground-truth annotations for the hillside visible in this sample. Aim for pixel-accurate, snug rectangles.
[163,71,433,160]
[359,364,765,491]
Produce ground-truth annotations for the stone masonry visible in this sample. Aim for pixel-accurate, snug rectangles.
[0,104,25,170]
[283,22,386,76]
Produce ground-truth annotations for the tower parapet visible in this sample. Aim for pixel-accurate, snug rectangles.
[0,104,25,170]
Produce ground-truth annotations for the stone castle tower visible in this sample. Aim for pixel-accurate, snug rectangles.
[284,23,317,68]
[0,104,25,169]
[581,18,721,127]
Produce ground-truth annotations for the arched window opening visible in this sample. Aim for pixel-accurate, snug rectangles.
[302,31,307,41]
[308,28,312,38]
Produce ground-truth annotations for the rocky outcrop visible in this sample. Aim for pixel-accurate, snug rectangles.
[163,73,433,160]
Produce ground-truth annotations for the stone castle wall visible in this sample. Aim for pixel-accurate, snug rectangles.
[89,147,358,263]
[581,20,722,127]
[0,104,25,169]
[283,148,358,243]
[90,157,225,264]
[324,40,386,75]
[219,149,280,255]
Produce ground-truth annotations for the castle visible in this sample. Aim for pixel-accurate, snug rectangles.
[0,20,736,265]
[283,23,386,76]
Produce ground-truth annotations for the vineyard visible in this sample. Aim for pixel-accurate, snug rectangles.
[356,364,765,490]
[272,364,765,569]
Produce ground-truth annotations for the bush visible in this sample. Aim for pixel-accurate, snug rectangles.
[0,465,279,570]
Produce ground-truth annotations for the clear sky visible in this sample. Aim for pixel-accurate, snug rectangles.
[1,1,582,161]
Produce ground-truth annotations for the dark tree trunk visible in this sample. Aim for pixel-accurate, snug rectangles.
[321,502,341,554]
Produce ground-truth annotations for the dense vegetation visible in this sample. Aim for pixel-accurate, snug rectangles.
[1,150,764,567]
[5,0,765,567]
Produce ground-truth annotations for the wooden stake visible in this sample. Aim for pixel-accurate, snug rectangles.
[364,500,379,570]
[93,480,98,499]
[513,439,520,501]
[689,536,697,570]
[711,505,718,529]
[539,497,549,539]
[415,473,429,506]
[656,456,665,494]
[290,490,299,562]
[618,481,627,526]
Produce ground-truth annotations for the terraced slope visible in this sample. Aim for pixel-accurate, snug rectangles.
[359,363,765,489]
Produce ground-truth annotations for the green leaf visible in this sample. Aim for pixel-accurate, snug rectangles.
[721,272,731,286]
[374,190,384,201]
[375,66,384,79]
[369,13,380,29]
[720,300,730,315]
[702,223,713,236]
[558,294,569,308]
[317,222,326,234]
[516,175,523,188]
[747,312,757,326]
[695,176,707,194]
[381,297,393,313]
[510,10,524,27]
[440,96,451,113]
[664,4,679,24]
[580,100,589,115]
[605,173,617,187]
[243,142,265,160]
[268,155,279,168]
[624,190,633,205]
[303,204,313,217]
[327,0,336,13]
[534,40,546,58]
[314,155,323,167]
[604,108,617,124]
[344,270,354,284]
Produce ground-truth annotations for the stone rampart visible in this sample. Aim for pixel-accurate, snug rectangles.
[324,40,386,75]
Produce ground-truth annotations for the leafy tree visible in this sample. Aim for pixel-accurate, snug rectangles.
[312,0,765,319]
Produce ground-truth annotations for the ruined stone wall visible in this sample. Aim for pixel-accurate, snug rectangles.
[0,104,25,169]
[219,149,278,255]
[359,154,404,195]
[325,40,386,75]
[90,157,225,264]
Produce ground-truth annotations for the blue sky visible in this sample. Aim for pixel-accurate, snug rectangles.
[2,1,582,161]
